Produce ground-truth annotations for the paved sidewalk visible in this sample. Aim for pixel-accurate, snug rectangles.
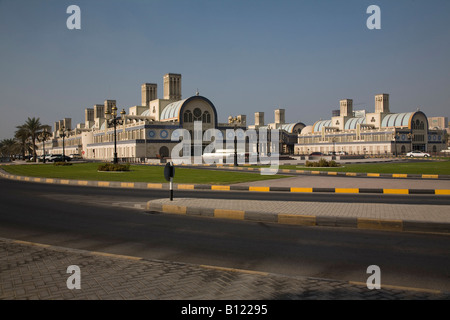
[1,238,449,300]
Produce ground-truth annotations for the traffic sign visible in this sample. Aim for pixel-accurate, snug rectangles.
[164,162,175,181]
[164,162,175,201]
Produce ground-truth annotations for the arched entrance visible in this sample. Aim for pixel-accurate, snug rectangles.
[159,146,170,158]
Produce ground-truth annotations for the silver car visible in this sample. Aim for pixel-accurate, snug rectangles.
[406,151,431,157]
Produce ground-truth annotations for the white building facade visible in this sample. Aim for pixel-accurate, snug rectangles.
[36,84,447,161]
[36,73,248,162]
[295,94,447,156]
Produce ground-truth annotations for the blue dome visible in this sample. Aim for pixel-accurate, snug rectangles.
[344,117,366,130]
[381,112,414,127]
[280,122,305,133]
[313,120,332,132]
[157,96,218,126]
[160,99,187,120]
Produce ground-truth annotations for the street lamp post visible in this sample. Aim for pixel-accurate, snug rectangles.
[60,126,68,162]
[408,133,415,153]
[256,130,259,164]
[393,133,400,157]
[234,129,238,166]
[42,139,46,163]
[105,106,126,164]
[229,116,241,166]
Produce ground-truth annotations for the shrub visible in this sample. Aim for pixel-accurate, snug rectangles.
[328,160,339,167]
[98,163,130,172]
[305,158,340,168]
[305,160,315,167]
[318,158,328,167]
[53,161,72,166]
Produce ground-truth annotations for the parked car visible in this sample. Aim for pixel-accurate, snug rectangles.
[309,152,324,156]
[202,149,247,162]
[406,151,430,158]
[47,154,71,162]
[337,151,347,155]
[52,155,71,162]
[69,154,82,160]
[46,154,60,162]
[38,154,52,162]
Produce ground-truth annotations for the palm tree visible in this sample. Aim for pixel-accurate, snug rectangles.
[15,126,31,160]
[0,138,19,159]
[36,129,52,163]
[20,117,44,162]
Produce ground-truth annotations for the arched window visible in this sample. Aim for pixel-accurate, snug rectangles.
[193,108,202,121]
[202,111,211,123]
[184,110,192,123]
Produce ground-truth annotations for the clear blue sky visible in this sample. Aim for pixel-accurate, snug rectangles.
[1,0,449,139]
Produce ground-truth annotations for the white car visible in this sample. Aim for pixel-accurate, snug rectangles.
[38,154,52,161]
[202,149,246,161]
[406,151,430,158]
[47,154,62,161]
[69,154,82,160]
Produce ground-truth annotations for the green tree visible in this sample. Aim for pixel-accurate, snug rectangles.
[14,125,32,159]
[36,129,52,162]
[20,117,45,162]
[0,138,19,158]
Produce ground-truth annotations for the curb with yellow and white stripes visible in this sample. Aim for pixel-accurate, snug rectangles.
[146,201,450,235]
[1,168,449,195]
[144,162,450,180]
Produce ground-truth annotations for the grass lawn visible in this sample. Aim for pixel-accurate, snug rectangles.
[278,160,450,175]
[0,162,289,185]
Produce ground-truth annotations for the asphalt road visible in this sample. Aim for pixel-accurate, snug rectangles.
[0,177,449,292]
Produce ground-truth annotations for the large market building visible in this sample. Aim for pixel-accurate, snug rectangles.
[295,94,447,156]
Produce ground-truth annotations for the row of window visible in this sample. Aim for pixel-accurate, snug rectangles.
[56,138,81,147]
[298,133,394,144]
[88,147,135,158]
[297,145,390,155]
[93,129,144,143]
[411,120,425,130]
